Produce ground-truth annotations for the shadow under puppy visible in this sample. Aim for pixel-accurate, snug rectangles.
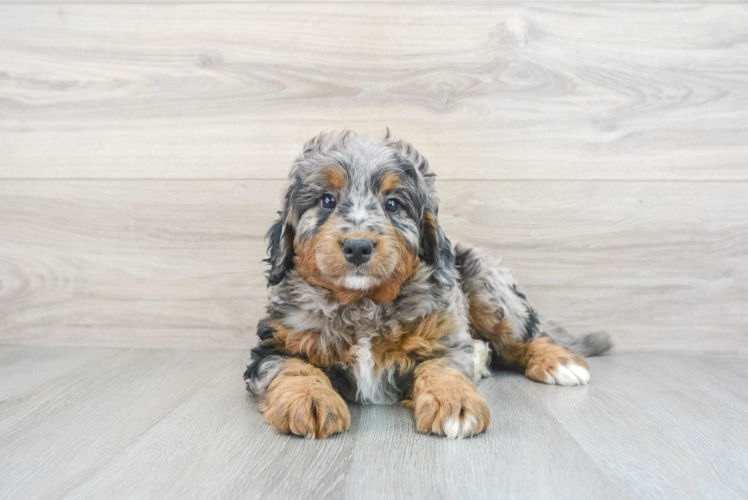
[244,131,611,439]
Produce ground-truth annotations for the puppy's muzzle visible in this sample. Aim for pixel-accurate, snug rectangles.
[342,239,374,266]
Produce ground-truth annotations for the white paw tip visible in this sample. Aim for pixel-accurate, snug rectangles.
[567,363,590,385]
[442,416,460,439]
[459,414,479,438]
[550,363,590,386]
[442,414,481,439]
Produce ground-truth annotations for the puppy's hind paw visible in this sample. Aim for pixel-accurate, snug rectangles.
[526,359,590,386]
[546,362,590,386]
[521,338,591,386]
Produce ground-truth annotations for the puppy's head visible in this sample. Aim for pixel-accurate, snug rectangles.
[266,131,452,303]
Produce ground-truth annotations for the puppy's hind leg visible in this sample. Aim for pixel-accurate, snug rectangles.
[455,242,611,386]
[472,306,592,386]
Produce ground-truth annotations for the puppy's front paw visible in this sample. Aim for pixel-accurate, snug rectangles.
[407,388,490,439]
[261,387,350,439]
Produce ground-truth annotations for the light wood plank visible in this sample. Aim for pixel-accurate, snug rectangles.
[64,358,356,500]
[1,4,747,180]
[1,179,746,352]
[0,346,114,401]
[437,180,748,354]
[343,373,627,500]
[65,356,627,500]
[6,351,737,500]
[537,353,748,499]
[0,348,240,499]
[0,180,276,349]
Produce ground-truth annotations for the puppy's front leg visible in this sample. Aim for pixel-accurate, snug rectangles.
[402,359,490,439]
[261,358,350,439]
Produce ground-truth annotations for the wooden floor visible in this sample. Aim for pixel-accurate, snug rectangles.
[2,1,747,499]
[1,347,746,500]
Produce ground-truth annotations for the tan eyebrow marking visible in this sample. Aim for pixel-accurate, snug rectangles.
[320,164,347,192]
[381,172,401,194]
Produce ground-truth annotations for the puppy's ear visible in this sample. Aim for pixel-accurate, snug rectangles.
[389,135,454,287]
[265,192,296,286]
[420,208,454,287]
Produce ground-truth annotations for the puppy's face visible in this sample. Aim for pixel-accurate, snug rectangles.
[266,132,452,303]
[294,163,419,299]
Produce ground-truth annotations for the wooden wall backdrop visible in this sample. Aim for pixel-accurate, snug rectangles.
[1,3,746,353]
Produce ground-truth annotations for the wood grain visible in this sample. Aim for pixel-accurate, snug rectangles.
[2,348,745,500]
[1,179,746,353]
[0,346,113,402]
[0,348,241,499]
[1,1,745,497]
[438,180,748,354]
[1,4,747,180]
[344,375,627,500]
[0,180,275,349]
[64,357,357,500]
[539,353,748,499]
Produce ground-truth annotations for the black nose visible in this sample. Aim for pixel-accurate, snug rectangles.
[342,239,374,266]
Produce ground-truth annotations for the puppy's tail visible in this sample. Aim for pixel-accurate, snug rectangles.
[541,318,612,357]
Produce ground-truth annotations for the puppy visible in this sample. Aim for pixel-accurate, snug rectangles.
[244,131,611,439]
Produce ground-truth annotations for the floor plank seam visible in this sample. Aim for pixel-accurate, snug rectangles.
[56,350,247,500]
[0,349,126,435]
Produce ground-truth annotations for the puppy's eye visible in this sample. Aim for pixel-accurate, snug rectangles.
[320,194,337,210]
[384,198,400,213]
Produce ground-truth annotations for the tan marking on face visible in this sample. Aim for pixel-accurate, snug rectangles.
[320,164,347,192]
[260,358,350,439]
[294,213,418,304]
[294,219,370,304]
[294,213,359,302]
[380,172,401,194]
[271,321,352,367]
[366,219,418,303]
[370,311,454,373]
[401,358,490,438]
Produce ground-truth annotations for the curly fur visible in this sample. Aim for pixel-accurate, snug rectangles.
[245,131,612,439]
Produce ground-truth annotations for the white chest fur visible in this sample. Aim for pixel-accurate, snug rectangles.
[351,338,401,405]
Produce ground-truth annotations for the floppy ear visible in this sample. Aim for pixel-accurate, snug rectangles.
[420,208,454,287]
[265,193,296,286]
[389,136,454,287]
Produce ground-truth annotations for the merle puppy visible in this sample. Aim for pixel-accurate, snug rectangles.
[244,131,611,439]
